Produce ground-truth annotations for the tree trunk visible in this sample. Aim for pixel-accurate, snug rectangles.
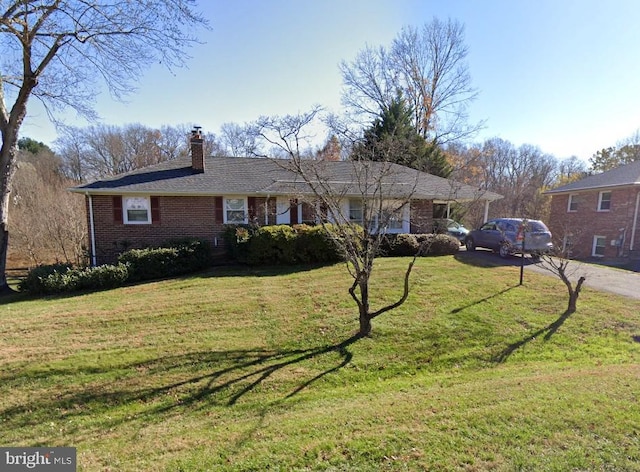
[0,143,16,293]
[567,291,578,314]
[0,224,9,292]
[358,311,372,337]
[566,276,586,314]
[357,279,371,337]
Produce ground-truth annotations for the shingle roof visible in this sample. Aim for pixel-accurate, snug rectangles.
[546,160,640,194]
[71,156,502,202]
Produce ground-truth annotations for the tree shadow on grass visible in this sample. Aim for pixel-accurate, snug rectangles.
[0,334,360,435]
[450,286,517,314]
[493,310,573,363]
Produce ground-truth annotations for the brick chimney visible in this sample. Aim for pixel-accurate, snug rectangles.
[190,126,205,173]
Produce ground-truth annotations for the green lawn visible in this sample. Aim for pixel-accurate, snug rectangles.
[1,256,639,471]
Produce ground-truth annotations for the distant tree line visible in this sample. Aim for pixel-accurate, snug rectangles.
[10,140,86,266]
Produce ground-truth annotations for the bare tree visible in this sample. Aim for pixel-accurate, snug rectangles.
[220,122,260,157]
[11,149,86,265]
[340,18,482,146]
[455,138,558,221]
[0,0,208,291]
[556,156,588,186]
[536,230,587,314]
[56,123,221,180]
[252,108,424,337]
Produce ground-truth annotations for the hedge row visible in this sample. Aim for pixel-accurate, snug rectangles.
[19,239,213,295]
[223,224,346,265]
[379,233,461,257]
[119,238,213,282]
[224,224,459,265]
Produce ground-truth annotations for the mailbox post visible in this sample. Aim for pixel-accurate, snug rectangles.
[518,220,527,285]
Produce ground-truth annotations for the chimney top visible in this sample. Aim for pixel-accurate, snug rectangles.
[191,126,203,140]
[190,126,205,173]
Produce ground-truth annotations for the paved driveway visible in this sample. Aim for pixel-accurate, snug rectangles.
[458,248,640,300]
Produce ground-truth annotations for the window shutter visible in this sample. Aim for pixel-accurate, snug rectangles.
[248,197,257,222]
[151,197,160,224]
[113,196,123,224]
[214,196,224,223]
[290,199,299,225]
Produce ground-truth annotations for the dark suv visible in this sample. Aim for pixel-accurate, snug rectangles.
[464,218,553,259]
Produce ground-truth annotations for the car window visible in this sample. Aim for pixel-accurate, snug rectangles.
[528,221,548,232]
[480,222,495,231]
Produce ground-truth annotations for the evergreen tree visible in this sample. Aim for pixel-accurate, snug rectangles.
[353,96,451,177]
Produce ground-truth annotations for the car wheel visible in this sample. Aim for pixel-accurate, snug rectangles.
[530,253,541,262]
[499,242,511,258]
[465,238,476,251]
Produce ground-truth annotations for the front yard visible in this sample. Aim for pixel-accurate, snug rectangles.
[1,256,639,470]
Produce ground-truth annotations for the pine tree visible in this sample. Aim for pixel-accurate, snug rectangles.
[353,96,451,177]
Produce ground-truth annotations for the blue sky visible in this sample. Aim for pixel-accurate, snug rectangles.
[20,0,640,162]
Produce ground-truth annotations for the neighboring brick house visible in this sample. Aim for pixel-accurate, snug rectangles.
[71,130,502,265]
[546,160,640,262]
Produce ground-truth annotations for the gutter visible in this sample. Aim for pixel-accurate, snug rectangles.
[631,191,640,251]
[86,193,97,267]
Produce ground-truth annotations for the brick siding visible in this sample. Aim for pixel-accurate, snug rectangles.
[548,187,640,260]
[410,200,433,233]
[88,194,437,265]
[89,195,223,265]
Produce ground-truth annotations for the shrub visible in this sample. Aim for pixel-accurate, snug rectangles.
[246,225,297,265]
[18,263,72,294]
[20,263,129,295]
[222,224,253,263]
[119,247,180,282]
[162,238,213,271]
[293,224,345,263]
[380,233,420,257]
[20,239,213,295]
[223,224,347,265]
[118,238,213,282]
[416,233,460,256]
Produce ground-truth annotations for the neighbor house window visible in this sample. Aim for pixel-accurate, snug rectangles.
[567,194,578,212]
[225,197,247,224]
[123,196,151,224]
[598,191,612,211]
[562,234,573,257]
[592,235,606,257]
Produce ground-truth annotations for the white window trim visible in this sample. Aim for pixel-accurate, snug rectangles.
[592,235,606,257]
[567,194,578,212]
[597,191,612,212]
[347,198,408,234]
[123,196,151,225]
[224,196,248,224]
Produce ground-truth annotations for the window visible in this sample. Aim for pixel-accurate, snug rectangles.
[349,199,363,225]
[225,197,247,224]
[386,211,404,231]
[598,191,612,211]
[562,234,574,257]
[123,196,151,224]
[592,235,606,257]
[568,194,578,212]
[348,199,406,232]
